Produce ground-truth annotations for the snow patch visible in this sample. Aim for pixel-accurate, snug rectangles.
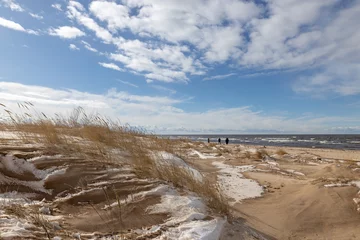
[0,212,36,239]
[285,169,305,176]
[158,217,225,240]
[150,151,203,181]
[212,162,263,205]
[0,155,68,194]
[145,186,226,240]
[324,183,351,188]
[189,150,217,159]
[147,192,207,225]
[28,155,63,162]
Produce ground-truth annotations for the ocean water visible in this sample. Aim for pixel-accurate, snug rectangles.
[166,135,360,150]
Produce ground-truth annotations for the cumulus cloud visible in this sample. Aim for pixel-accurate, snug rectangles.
[71,0,360,94]
[0,81,359,133]
[69,44,79,51]
[0,17,38,35]
[67,1,113,42]
[3,0,360,96]
[99,62,124,72]
[1,0,24,12]
[48,26,85,39]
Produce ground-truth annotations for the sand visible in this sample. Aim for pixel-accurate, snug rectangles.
[1,131,360,239]
[185,143,360,240]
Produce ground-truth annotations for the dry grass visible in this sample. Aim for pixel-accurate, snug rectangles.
[253,149,268,159]
[276,149,288,156]
[3,204,54,239]
[0,103,229,216]
[154,162,229,215]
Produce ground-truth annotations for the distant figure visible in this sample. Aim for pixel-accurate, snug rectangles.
[218,138,221,144]
[225,138,229,145]
[208,138,210,143]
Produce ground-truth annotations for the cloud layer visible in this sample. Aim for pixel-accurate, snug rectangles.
[0,82,358,133]
[1,0,359,96]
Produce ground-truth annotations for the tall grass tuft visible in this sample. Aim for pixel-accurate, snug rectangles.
[0,102,229,215]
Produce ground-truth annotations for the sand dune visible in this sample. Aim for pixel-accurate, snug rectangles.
[1,130,360,239]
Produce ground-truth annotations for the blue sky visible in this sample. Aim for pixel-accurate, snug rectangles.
[0,0,360,133]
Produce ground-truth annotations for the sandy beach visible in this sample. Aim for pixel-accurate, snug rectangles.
[184,142,360,239]
[1,128,360,239]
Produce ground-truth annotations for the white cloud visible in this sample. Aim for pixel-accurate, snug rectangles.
[0,17,38,35]
[0,81,359,133]
[2,0,359,97]
[67,1,113,43]
[82,0,360,94]
[51,3,62,11]
[48,26,85,39]
[1,0,24,12]
[203,73,236,81]
[29,13,43,20]
[117,80,138,88]
[0,17,25,31]
[293,64,360,97]
[99,62,124,72]
[151,85,176,95]
[69,44,79,51]
[81,41,98,52]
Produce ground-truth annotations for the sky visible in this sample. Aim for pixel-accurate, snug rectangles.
[0,0,360,134]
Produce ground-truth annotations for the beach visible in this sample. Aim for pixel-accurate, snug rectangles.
[1,127,360,239]
[185,142,360,239]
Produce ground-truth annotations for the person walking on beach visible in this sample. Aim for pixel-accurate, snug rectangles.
[208,138,210,143]
[218,138,221,144]
[225,138,229,145]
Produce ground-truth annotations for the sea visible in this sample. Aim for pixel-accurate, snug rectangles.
[166,134,360,150]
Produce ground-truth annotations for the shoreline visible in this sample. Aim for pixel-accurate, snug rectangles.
[166,134,360,151]
[212,143,360,161]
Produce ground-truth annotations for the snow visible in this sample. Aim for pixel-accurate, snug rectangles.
[324,181,360,188]
[285,169,305,176]
[145,186,226,240]
[352,181,360,189]
[247,148,258,154]
[0,192,37,205]
[28,154,63,162]
[212,161,263,205]
[308,162,319,166]
[0,154,68,194]
[147,191,207,225]
[150,151,203,181]
[44,168,68,181]
[189,150,217,159]
[0,155,47,179]
[0,212,36,239]
[39,206,51,215]
[324,183,351,188]
[0,131,19,139]
[73,233,81,239]
[265,160,279,166]
[157,217,225,240]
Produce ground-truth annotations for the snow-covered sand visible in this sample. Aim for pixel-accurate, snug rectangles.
[212,162,263,205]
